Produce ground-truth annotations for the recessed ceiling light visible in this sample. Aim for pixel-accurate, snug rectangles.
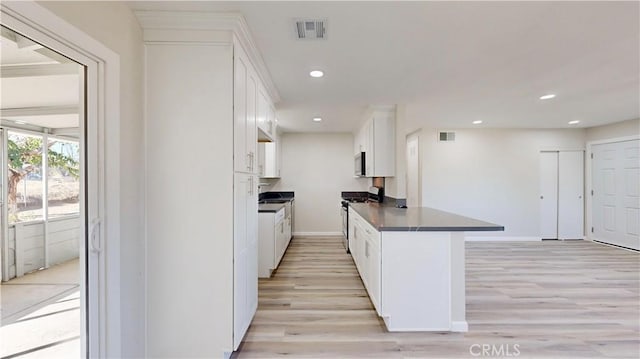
[539,94,556,100]
[568,120,580,125]
[472,120,483,125]
[309,70,324,78]
[14,120,26,125]
[312,117,322,122]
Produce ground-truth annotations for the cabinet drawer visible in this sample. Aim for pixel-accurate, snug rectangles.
[274,208,285,223]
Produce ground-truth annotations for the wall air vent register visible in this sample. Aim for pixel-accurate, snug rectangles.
[439,132,456,142]
[294,19,327,40]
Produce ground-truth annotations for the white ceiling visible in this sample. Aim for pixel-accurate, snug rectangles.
[1,26,81,130]
[130,1,640,133]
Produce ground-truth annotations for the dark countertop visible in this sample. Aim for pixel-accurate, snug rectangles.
[258,195,294,213]
[349,203,504,232]
[260,191,294,201]
[258,203,286,213]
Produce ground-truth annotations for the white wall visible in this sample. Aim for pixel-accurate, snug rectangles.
[416,127,586,239]
[271,133,369,235]
[586,118,639,142]
[36,2,145,356]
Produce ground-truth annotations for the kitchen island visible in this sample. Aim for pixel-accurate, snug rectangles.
[347,203,503,332]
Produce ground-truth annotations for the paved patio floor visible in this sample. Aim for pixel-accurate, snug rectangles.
[1,259,80,358]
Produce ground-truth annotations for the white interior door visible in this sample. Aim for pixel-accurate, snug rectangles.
[540,152,559,239]
[592,140,640,250]
[406,133,421,207]
[558,151,584,239]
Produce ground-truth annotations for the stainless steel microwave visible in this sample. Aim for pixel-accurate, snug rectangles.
[355,152,366,177]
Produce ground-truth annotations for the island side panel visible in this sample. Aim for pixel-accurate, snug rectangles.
[381,231,452,331]
[451,232,468,332]
[258,213,275,278]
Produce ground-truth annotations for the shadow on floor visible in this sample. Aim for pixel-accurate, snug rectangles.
[1,258,80,358]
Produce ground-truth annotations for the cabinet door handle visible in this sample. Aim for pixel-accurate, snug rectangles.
[246,153,252,170]
[365,240,369,258]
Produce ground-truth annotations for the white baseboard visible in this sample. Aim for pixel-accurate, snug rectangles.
[293,231,343,237]
[451,321,469,332]
[465,236,541,242]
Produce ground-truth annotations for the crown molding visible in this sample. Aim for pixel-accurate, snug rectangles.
[135,11,280,103]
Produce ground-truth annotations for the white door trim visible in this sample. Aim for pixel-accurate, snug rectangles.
[585,135,640,243]
[406,130,421,207]
[0,1,121,357]
[1,129,6,282]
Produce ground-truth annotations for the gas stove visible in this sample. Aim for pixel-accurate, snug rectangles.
[341,187,384,207]
[341,187,384,253]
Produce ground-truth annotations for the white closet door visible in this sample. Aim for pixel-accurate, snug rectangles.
[540,152,559,239]
[592,140,640,250]
[558,151,584,239]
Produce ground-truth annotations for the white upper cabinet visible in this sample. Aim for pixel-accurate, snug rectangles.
[257,89,276,142]
[258,131,281,178]
[234,48,258,174]
[354,108,396,177]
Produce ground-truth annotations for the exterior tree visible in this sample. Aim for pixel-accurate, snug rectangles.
[7,134,79,217]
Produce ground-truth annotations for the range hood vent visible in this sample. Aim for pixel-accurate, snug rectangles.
[294,19,327,40]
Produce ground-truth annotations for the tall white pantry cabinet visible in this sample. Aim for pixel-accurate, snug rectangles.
[138,12,279,358]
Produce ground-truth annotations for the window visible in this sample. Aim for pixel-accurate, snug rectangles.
[47,138,80,218]
[7,131,44,223]
[6,131,80,223]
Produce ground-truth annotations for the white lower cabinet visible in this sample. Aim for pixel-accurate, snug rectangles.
[233,173,258,349]
[349,208,466,332]
[259,206,292,278]
[348,208,381,315]
[366,235,381,312]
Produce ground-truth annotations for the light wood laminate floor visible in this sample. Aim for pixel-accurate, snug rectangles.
[235,237,639,358]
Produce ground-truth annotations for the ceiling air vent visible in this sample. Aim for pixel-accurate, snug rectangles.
[439,132,456,142]
[294,19,327,40]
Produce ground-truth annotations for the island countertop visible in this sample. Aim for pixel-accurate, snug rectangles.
[348,203,504,232]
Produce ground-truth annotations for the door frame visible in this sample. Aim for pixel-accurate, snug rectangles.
[586,134,640,244]
[406,130,421,207]
[0,1,121,357]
